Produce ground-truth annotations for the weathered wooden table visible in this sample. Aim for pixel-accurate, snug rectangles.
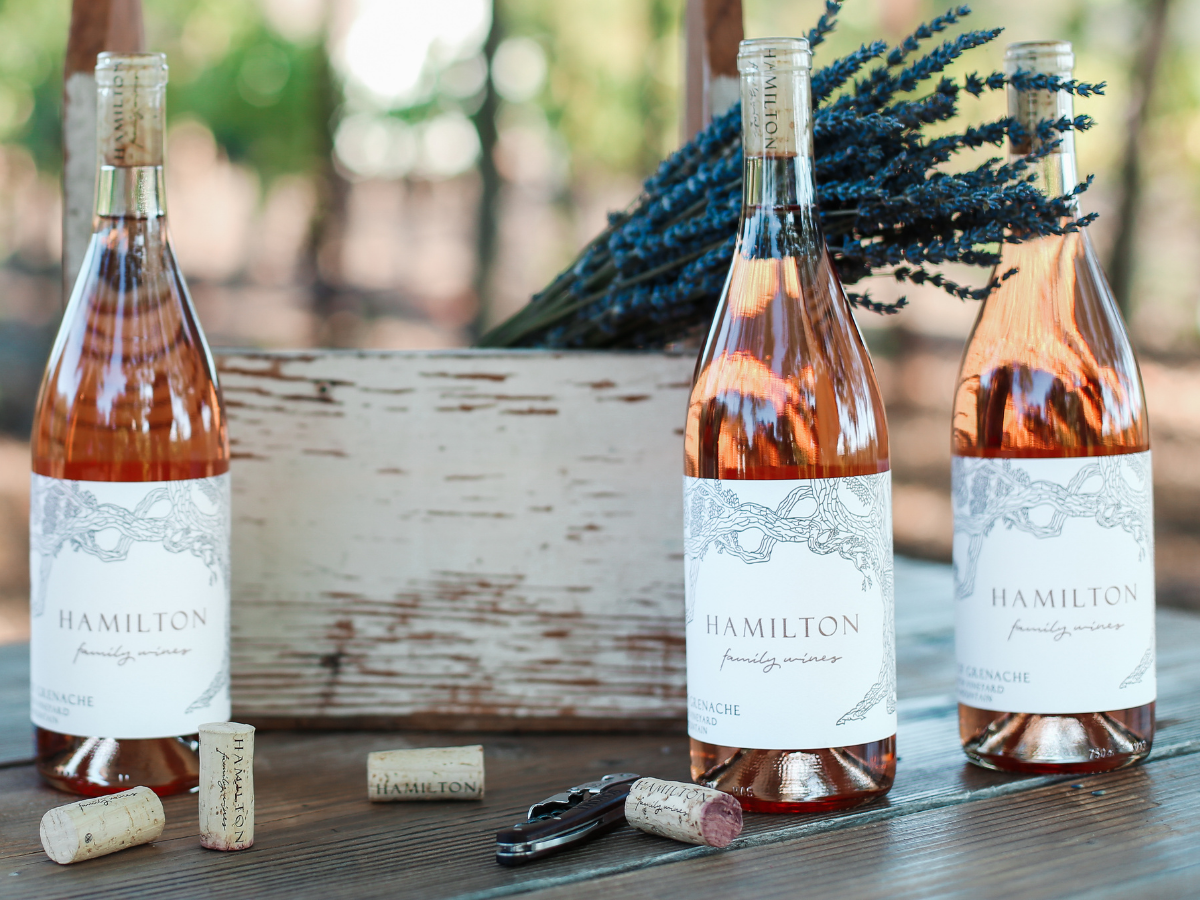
[3,559,1199,899]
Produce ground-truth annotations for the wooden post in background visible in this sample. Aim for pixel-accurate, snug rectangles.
[683,0,743,141]
[470,0,503,342]
[63,0,144,304]
[1108,0,1174,316]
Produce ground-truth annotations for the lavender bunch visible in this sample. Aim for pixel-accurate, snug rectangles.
[477,2,1104,350]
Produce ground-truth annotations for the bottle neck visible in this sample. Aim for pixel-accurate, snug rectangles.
[740,64,816,211]
[95,68,166,219]
[97,166,165,218]
[1008,80,1078,213]
[743,154,816,211]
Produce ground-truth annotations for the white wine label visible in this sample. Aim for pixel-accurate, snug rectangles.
[952,452,1155,714]
[29,474,231,739]
[684,474,896,750]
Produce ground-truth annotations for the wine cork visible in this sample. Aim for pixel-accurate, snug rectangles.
[367,745,484,802]
[95,52,167,167]
[738,39,811,158]
[625,777,743,848]
[40,786,165,865]
[199,722,255,851]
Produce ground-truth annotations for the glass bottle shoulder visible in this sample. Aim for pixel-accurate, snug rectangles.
[32,216,228,481]
[685,207,888,480]
[952,229,1148,458]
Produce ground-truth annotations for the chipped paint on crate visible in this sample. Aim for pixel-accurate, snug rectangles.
[217,350,695,729]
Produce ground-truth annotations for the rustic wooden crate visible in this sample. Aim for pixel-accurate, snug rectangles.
[217,349,696,730]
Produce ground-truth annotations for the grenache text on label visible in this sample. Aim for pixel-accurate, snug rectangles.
[32,684,96,723]
[688,697,740,717]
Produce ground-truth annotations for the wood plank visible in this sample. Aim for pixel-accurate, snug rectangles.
[2,704,1196,899]
[0,642,30,766]
[4,595,1200,898]
[0,731,696,898]
[218,350,697,728]
[218,346,962,730]
[533,752,1200,900]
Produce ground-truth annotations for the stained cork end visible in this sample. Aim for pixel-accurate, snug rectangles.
[696,791,743,848]
[625,777,744,848]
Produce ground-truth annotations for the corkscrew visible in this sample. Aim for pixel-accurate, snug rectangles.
[494,772,641,866]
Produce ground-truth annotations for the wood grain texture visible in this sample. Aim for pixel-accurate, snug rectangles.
[3,581,1200,898]
[217,350,695,728]
[539,754,1200,900]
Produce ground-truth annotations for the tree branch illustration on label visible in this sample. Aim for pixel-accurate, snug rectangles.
[684,474,895,724]
[30,477,230,617]
[952,455,1153,601]
[30,475,231,716]
[1120,646,1154,689]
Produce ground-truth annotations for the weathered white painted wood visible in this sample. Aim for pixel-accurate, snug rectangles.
[219,350,697,727]
[217,351,968,727]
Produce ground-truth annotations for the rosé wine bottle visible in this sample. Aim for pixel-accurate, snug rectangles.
[684,38,896,812]
[952,41,1154,774]
[30,52,230,797]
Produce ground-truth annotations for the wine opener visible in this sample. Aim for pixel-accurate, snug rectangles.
[494,772,641,866]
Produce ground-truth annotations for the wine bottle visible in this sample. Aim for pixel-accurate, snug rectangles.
[30,52,230,797]
[952,41,1154,773]
[684,38,896,812]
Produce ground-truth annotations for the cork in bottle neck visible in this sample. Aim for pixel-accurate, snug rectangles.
[95,52,167,218]
[96,53,166,167]
[1004,40,1078,208]
[1005,41,1075,154]
[737,38,811,158]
